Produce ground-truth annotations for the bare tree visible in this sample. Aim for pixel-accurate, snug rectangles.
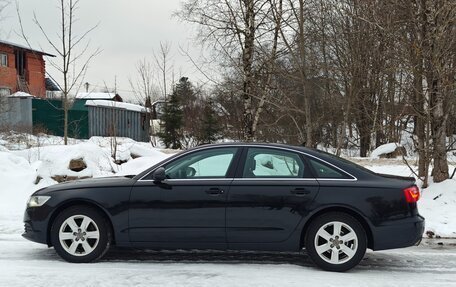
[17,0,100,144]
[153,41,172,100]
[178,0,285,141]
[177,0,455,190]
[130,58,159,104]
[392,0,456,185]
[129,58,160,145]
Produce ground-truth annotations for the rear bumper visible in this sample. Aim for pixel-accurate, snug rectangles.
[372,215,425,251]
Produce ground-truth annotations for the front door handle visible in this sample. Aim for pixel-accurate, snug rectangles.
[290,188,311,196]
[205,187,224,195]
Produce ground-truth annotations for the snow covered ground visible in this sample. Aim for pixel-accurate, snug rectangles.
[0,233,455,286]
[0,134,455,286]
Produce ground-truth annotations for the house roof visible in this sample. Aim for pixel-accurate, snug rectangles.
[45,78,61,91]
[0,39,56,57]
[76,92,116,100]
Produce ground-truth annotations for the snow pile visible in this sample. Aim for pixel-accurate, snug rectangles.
[116,155,170,176]
[88,136,171,162]
[11,142,116,179]
[370,143,400,158]
[0,132,83,150]
[0,152,52,234]
[420,179,456,238]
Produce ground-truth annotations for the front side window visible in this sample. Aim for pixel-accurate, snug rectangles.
[243,148,307,178]
[0,53,7,67]
[164,147,238,179]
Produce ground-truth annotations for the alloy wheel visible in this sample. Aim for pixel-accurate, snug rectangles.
[59,215,100,256]
[314,221,358,265]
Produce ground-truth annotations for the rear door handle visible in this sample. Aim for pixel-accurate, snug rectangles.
[205,187,224,195]
[290,188,311,196]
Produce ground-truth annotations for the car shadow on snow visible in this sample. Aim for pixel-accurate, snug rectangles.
[102,248,316,267]
[25,246,449,273]
[102,247,455,273]
[100,248,434,272]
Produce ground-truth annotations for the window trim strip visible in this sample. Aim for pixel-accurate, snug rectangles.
[138,144,358,182]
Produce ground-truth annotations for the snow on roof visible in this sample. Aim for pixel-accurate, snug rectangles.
[85,100,149,113]
[8,92,34,98]
[76,92,116,100]
[0,39,56,57]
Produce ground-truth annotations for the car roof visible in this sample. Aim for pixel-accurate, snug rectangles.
[190,142,332,159]
[191,142,312,152]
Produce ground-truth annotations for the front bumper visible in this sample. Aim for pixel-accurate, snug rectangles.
[22,206,52,245]
[372,215,425,251]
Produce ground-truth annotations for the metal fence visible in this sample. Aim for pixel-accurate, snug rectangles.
[32,99,89,139]
[0,96,32,132]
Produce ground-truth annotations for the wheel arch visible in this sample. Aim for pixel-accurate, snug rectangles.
[46,199,116,247]
[300,206,374,250]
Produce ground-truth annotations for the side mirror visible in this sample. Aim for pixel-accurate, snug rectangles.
[152,167,166,182]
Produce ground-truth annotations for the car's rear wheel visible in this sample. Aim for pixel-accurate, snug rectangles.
[50,205,111,263]
[305,212,367,272]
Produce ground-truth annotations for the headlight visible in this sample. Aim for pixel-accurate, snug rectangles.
[27,196,51,208]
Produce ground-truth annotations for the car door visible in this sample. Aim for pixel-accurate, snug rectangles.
[129,147,241,248]
[226,147,319,246]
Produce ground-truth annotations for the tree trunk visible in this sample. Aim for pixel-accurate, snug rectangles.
[359,106,371,157]
[251,0,282,138]
[242,0,255,141]
[430,79,449,182]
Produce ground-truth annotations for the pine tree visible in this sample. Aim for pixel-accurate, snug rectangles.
[198,99,221,144]
[157,87,183,149]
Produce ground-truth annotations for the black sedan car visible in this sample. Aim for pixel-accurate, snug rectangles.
[23,143,424,271]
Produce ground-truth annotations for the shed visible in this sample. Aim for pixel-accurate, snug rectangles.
[85,100,150,142]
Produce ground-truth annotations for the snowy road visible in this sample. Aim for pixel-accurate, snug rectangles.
[1,234,455,287]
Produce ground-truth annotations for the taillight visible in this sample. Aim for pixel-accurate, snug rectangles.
[403,186,420,203]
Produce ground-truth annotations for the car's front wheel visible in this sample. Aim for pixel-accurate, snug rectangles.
[305,212,367,272]
[50,205,111,263]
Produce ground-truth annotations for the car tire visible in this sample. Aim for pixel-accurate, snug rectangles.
[305,212,367,272]
[50,205,112,263]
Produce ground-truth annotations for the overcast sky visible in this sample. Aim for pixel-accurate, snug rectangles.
[1,0,206,102]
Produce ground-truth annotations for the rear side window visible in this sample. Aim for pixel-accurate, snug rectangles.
[243,148,309,178]
[308,158,352,179]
